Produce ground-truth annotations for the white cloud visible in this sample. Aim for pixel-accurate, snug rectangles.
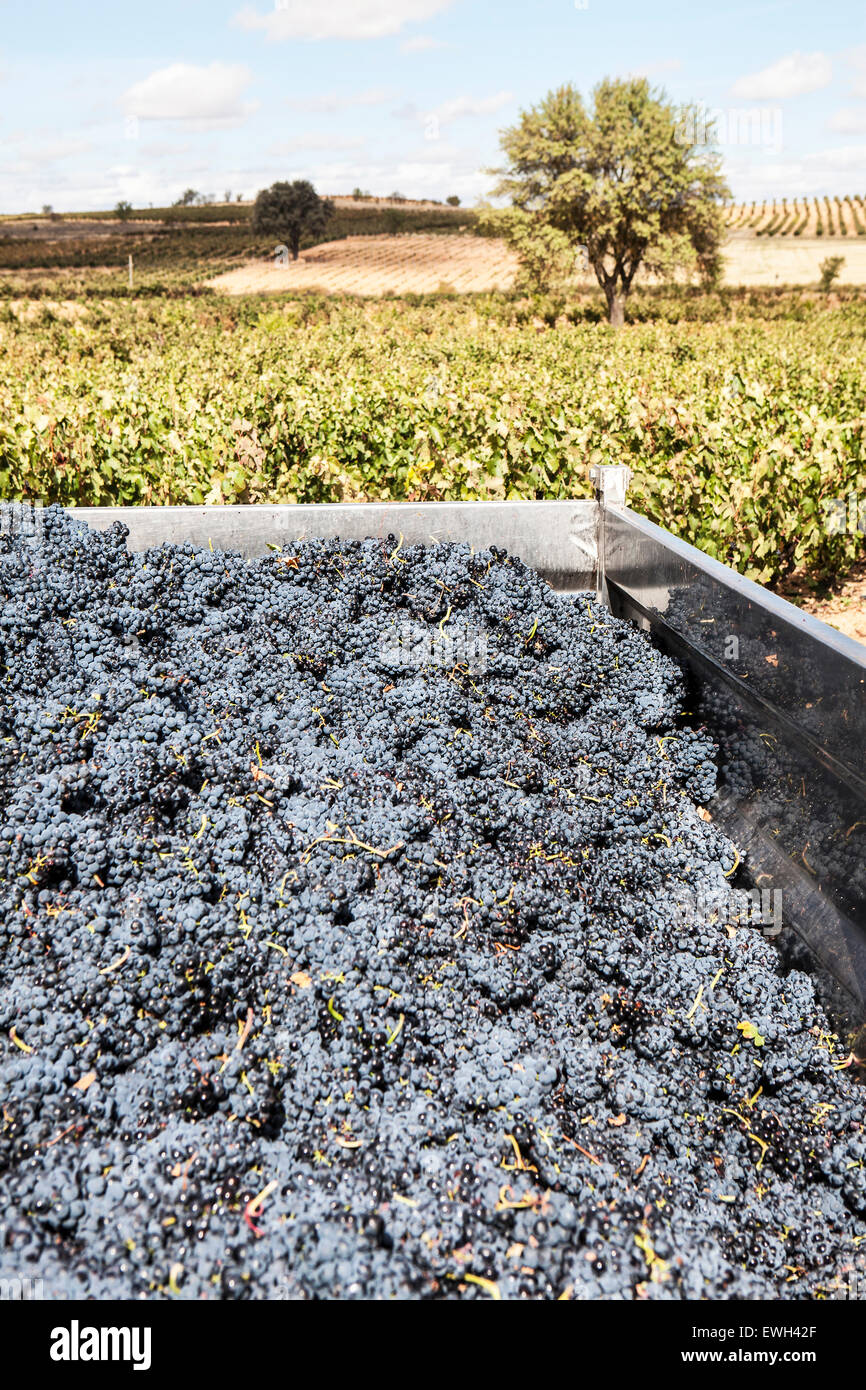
[432,92,513,123]
[394,90,513,129]
[848,45,866,99]
[806,141,866,172]
[626,59,683,79]
[10,136,93,165]
[233,0,453,42]
[401,35,447,52]
[302,154,487,201]
[269,133,365,152]
[123,62,256,128]
[286,87,396,113]
[827,106,866,134]
[724,143,866,199]
[731,51,832,100]
[139,140,194,160]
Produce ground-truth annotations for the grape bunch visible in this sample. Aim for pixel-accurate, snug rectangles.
[0,504,863,1301]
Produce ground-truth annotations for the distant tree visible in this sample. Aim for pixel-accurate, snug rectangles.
[115,200,133,220]
[251,180,334,260]
[446,195,461,206]
[174,188,199,207]
[486,78,730,325]
[224,189,232,204]
[41,204,53,216]
[819,255,844,291]
[235,192,244,202]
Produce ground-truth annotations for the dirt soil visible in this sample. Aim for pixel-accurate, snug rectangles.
[207,233,519,296]
[208,230,866,296]
[780,565,866,646]
[721,230,866,286]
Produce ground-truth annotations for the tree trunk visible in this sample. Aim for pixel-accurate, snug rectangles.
[290,232,300,261]
[593,266,628,328]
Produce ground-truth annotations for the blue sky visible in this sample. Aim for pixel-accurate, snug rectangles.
[1,0,865,212]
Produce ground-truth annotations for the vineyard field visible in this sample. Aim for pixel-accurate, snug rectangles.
[0,201,472,287]
[725,195,866,236]
[5,197,866,296]
[1,293,863,589]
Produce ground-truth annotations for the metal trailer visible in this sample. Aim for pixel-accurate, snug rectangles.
[67,466,866,1032]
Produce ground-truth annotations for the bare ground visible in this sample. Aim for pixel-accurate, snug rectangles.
[206,234,519,296]
[780,566,866,647]
[207,230,866,296]
[721,230,866,286]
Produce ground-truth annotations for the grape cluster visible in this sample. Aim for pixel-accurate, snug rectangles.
[0,505,863,1301]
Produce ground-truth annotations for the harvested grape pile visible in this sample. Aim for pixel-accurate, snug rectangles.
[1,506,864,1301]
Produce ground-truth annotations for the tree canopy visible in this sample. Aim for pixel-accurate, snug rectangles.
[251,180,334,261]
[486,78,730,324]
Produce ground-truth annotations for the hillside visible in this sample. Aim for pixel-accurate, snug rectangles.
[0,200,473,288]
[5,196,866,295]
[724,196,866,236]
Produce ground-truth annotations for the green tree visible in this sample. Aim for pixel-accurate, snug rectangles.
[477,206,576,297]
[115,200,133,220]
[487,78,730,325]
[251,180,334,260]
[446,195,461,206]
[819,255,844,291]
